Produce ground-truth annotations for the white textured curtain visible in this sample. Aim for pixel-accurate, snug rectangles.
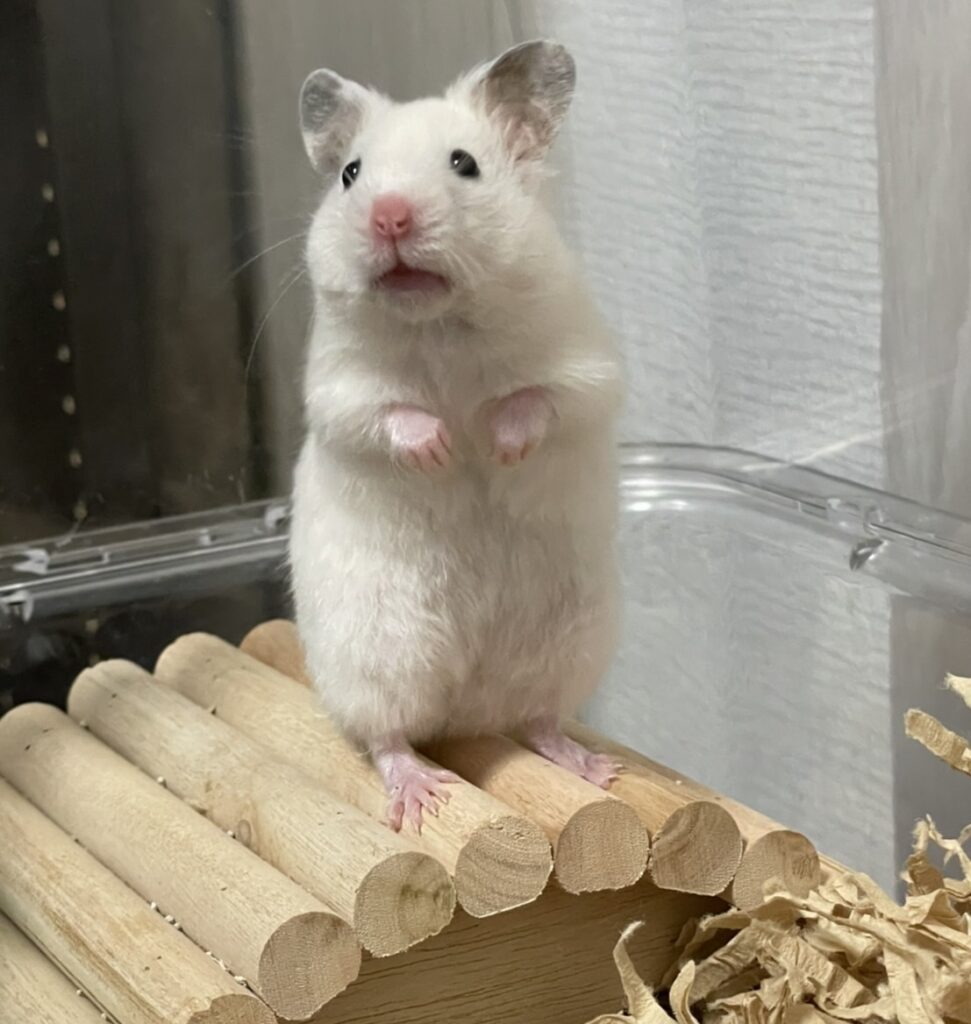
[523,1,899,883]
[528,0,971,888]
[876,3,971,876]
[530,0,884,481]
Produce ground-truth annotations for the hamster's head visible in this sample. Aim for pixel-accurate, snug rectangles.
[300,40,575,323]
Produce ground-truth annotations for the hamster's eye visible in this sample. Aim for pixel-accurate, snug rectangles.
[450,149,480,179]
[341,159,361,190]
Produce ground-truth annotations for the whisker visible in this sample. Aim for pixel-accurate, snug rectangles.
[228,232,305,281]
[231,215,311,246]
[245,266,308,379]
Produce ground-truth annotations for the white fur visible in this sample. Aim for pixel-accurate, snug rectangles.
[289,44,624,751]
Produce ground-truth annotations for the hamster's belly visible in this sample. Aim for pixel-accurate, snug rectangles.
[290,436,618,741]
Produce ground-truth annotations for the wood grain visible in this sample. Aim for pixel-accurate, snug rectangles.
[69,660,455,956]
[0,912,106,1024]
[569,723,820,907]
[241,620,313,687]
[241,620,649,895]
[161,631,552,918]
[0,779,274,1024]
[427,733,650,894]
[0,704,357,1021]
[312,874,722,1024]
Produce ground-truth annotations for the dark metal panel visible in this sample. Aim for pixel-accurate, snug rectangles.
[36,0,158,526]
[105,0,256,515]
[0,0,80,543]
[3,0,263,540]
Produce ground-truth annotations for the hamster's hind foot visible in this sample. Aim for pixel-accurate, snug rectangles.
[520,716,620,789]
[373,735,461,832]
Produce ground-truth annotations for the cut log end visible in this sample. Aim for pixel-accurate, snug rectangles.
[189,992,276,1024]
[729,830,822,911]
[258,911,360,1019]
[555,799,650,895]
[649,800,743,896]
[453,815,552,917]
[355,851,456,957]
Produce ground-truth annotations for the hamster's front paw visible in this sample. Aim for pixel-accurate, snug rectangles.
[385,405,452,473]
[487,387,553,466]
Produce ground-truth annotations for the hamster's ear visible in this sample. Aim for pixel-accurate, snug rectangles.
[300,69,373,176]
[467,40,575,163]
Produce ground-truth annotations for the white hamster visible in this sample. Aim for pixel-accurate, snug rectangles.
[289,40,624,830]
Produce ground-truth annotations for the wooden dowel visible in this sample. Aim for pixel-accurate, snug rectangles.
[0,912,107,1024]
[159,632,552,918]
[240,620,650,895]
[242,620,313,686]
[565,723,742,896]
[568,724,820,907]
[0,706,357,1022]
[426,734,650,894]
[69,661,455,955]
[0,779,275,1024]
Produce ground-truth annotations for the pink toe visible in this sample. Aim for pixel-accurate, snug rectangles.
[584,755,621,789]
[405,799,424,834]
[387,797,405,832]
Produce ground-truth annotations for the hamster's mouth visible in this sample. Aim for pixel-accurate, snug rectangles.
[374,261,450,294]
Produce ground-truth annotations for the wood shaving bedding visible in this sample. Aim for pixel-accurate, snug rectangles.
[585,677,971,1024]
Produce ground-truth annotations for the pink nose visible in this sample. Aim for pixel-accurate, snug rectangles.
[370,193,414,241]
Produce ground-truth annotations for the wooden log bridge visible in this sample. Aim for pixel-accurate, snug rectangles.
[156,633,553,918]
[67,661,455,958]
[243,620,820,906]
[0,619,822,1024]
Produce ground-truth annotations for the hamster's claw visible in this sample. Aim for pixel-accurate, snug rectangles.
[402,429,452,474]
[387,767,460,833]
[374,738,461,833]
[577,752,622,789]
[386,405,452,474]
[487,387,552,467]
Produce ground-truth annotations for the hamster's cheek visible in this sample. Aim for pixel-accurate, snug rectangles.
[306,206,365,294]
[457,181,530,277]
